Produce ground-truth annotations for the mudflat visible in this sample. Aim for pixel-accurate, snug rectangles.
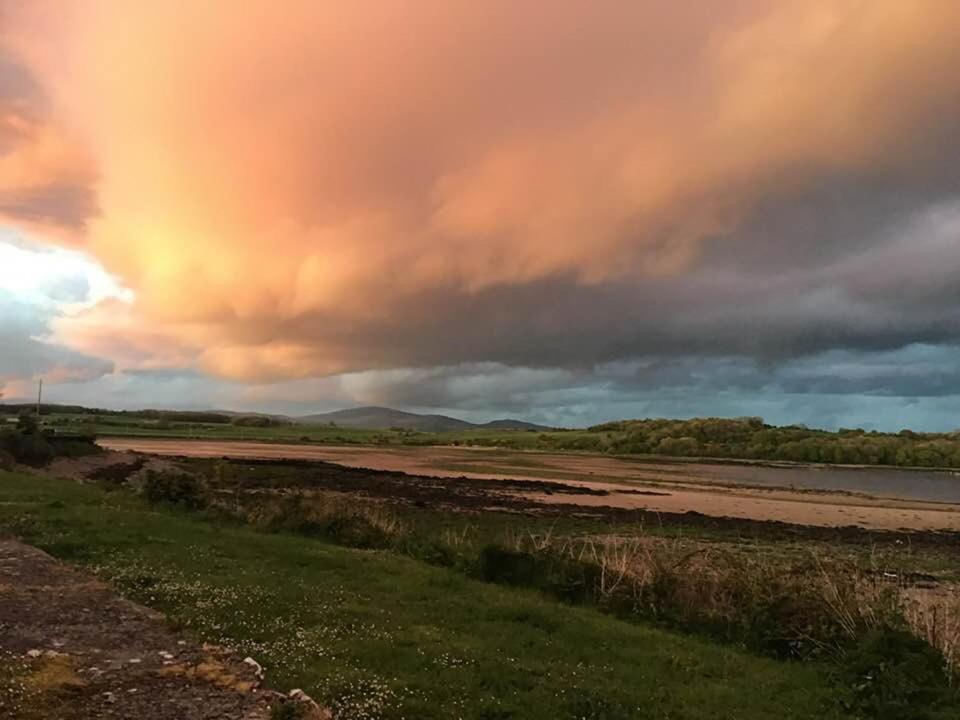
[100,438,960,531]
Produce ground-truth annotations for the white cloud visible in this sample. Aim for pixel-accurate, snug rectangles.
[0,230,132,309]
[0,231,120,392]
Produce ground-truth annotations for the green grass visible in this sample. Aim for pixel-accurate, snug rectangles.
[33,410,960,471]
[0,470,854,719]
[43,412,598,449]
[51,414,397,444]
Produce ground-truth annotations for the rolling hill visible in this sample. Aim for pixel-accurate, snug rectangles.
[295,406,550,431]
[0,401,550,432]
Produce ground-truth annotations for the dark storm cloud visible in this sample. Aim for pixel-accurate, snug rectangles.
[333,339,960,427]
[231,193,960,375]
[338,364,574,415]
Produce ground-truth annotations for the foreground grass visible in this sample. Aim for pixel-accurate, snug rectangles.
[0,472,853,719]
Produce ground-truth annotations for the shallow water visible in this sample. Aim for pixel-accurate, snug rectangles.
[629,460,960,503]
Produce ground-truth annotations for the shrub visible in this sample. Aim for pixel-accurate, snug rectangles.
[478,545,542,585]
[233,415,288,427]
[142,470,207,510]
[16,433,55,466]
[249,493,406,549]
[0,427,18,454]
[16,412,39,434]
[0,426,97,466]
[48,438,102,458]
[309,514,394,549]
[0,448,14,470]
[398,536,460,568]
[838,628,953,719]
[477,544,601,604]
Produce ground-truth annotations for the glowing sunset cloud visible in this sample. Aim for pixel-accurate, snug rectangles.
[1,1,960,428]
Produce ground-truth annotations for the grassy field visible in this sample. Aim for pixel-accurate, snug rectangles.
[35,412,960,480]
[0,470,879,720]
[39,412,600,449]
[32,410,960,472]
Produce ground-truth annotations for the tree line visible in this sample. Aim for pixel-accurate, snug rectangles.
[447,416,960,468]
[573,417,960,468]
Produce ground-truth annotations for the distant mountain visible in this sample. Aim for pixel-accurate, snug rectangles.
[0,400,550,432]
[296,406,550,431]
[479,419,549,431]
[297,406,473,431]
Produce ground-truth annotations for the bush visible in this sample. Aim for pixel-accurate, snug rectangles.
[477,545,601,604]
[232,415,289,427]
[251,494,405,549]
[0,448,14,470]
[838,628,953,719]
[305,514,394,549]
[478,545,542,585]
[16,412,39,434]
[138,410,232,424]
[16,434,55,466]
[48,438,102,458]
[0,426,91,466]
[0,427,17,454]
[398,536,460,568]
[142,470,207,510]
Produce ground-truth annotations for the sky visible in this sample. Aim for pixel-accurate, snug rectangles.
[1,1,960,430]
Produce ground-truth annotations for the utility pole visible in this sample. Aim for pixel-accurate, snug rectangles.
[36,378,42,418]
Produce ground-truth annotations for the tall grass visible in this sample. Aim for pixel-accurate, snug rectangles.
[199,483,958,692]
[499,531,958,674]
[243,491,409,549]
[903,588,960,681]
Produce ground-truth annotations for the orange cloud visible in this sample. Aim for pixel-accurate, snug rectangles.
[3,1,960,379]
[51,298,198,372]
[0,101,95,236]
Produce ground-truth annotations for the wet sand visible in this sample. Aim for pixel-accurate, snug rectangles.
[100,438,960,531]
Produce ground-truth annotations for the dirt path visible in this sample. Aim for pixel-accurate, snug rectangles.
[101,439,960,531]
[0,540,289,720]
